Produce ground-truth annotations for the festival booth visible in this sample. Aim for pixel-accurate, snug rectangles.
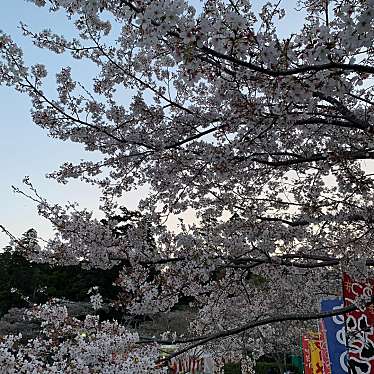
[159,345,216,373]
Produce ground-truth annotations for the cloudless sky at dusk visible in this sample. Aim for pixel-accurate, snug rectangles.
[0,1,305,248]
[0,1,124,248]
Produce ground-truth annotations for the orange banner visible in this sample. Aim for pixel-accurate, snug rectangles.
[302,332,324,374]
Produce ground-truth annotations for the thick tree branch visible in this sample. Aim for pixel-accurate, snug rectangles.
[153,297,374,363]
[201,46,374,77]
[246,149,374,167]
[314,92,373,132]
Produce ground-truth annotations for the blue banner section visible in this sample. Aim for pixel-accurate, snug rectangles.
[321,298,348,374]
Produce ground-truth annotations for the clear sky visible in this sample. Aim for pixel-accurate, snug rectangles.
[0,1,111,248]
[0,1,305,248]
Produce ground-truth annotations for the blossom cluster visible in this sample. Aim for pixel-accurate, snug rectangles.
[0,300,165,373]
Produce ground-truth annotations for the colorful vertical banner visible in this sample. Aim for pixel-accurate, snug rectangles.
[303,332,324,374]
[309,337,324,374]
[319,320,332,374]
[320,298,348,373]
[302,334,313,374]
[343,273,374,373]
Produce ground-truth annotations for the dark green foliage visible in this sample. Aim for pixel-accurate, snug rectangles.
[223,362,241,373]
[0,249,121,317]
[0,208,154,317]
[222,355,304,374]
[223,360,303,374]
[255,361,303,374]
[223,362,303,374]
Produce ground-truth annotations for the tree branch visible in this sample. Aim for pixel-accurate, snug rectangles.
[154,297,374,363]
[200,46,374,77]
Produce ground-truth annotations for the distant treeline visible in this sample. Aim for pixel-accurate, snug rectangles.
[0,249,121,317]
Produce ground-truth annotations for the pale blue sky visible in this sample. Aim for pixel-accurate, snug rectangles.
[0,1,304,248]
[1,1,109,248]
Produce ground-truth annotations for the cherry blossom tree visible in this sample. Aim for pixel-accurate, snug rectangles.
[1,0,374,371]
[0,300,162,373]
